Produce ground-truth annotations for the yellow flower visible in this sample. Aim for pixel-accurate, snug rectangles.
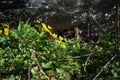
[48,30,52,35]
[36,20,41,24]
[48,31,52,35]
[45,28,51,33]
[51,33,57,39]
[42,23,47,29]
[0,30,2,34]
[41,23,58,39]
[47,25,52,29]
[58,36,64,41]
[61,44,66,48]
[41,23,51,33]
[4,28,9,36]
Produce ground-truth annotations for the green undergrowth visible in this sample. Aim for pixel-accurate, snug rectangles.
[0,20,120,80]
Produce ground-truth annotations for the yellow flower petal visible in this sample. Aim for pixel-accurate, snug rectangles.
[58,36,64,41]
[45,28,51,33]
[42,23,47,29]
[4,28,9,36]
[51,33,57,39]
[61,44,66,48]
[49,32,52,35]
[0,30,2,34]
[48,25,52,29]
[36,20,41,24]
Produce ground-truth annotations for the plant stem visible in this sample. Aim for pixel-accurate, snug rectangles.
[30,49,50,80]
[93,54,117,80]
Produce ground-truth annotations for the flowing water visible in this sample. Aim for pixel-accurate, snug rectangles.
[0,0,116,33]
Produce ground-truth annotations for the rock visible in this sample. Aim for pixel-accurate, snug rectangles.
[0,0,116,32]
[0,0,28,9]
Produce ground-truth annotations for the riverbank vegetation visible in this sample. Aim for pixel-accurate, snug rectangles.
[0,20,120,80]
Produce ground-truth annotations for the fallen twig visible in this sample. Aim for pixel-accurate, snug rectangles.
[28,62,34,80]
[92,54,117,80]
[30,49,50,80]
[89,12,106,33]
[84,53,94,75]
[30,49,47,61]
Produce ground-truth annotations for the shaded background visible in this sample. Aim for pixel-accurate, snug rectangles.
[0,0,117,33]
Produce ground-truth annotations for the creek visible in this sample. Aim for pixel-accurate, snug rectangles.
[0,0,116,33]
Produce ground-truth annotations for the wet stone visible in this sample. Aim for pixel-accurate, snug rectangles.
[0,0,116,32]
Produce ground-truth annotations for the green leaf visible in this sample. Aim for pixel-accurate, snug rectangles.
[31,66,39,75]
[0,59,5,66]
[0,37,6,42]
[42,62,51,68]
[18,20,22,32]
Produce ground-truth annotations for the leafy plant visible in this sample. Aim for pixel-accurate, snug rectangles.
[0,20,119,80]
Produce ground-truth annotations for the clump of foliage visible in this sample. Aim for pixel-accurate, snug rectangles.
[0,20,119,80]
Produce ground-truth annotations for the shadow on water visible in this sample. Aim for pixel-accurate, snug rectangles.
[0,0,117,33]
